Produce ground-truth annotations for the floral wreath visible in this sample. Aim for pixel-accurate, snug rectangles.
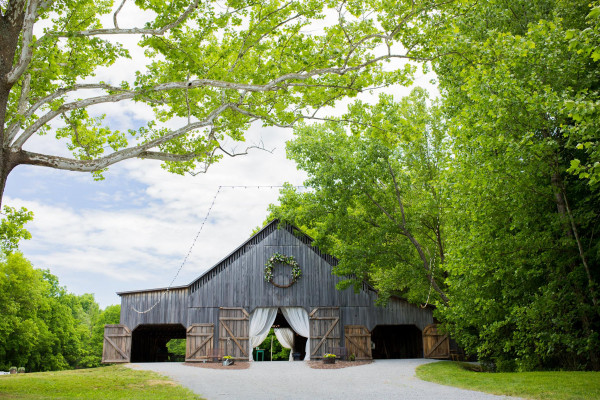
[264,252,302,288]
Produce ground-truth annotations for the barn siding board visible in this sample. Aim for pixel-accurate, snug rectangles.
[116,220,433,358]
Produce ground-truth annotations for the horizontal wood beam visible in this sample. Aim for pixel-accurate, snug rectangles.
[187,323,213,333]
[219,317,249,321]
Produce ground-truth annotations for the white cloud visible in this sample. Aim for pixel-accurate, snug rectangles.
[8,3,440,309]
[8,123,307,307]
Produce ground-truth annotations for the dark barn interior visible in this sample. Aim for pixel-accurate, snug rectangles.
[131,324,186,362]
[371,325,423,359]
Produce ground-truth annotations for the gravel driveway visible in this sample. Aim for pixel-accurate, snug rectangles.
[129,359,520,400]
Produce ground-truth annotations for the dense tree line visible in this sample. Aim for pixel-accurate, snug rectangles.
[0,252,120,372]
[1,0,598,373]
[267,0,600,371]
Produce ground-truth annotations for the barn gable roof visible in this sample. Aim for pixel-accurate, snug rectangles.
[188,219,338,293]
[117,219,336,296]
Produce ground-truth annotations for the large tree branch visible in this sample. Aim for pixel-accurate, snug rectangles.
[138,150,207,163]
[562,189,598,308]
[16,102,233,171]
[6,83,129,144]
[363,190,449,305]
[12,90,135,148]
[387,161,407,226]
[11,53,397,148]
[137,142,272,163]
[113,0,127,29]
[6,0,41,85]
[364,191,402,231]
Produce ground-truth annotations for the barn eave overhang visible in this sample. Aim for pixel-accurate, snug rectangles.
[117,285,188,296]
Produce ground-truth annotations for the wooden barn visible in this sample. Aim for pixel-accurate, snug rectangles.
[102,220,434,363]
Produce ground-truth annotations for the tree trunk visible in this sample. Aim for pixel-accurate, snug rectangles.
[1,1,28,208]
[0,146,17,208]
[550,171,573,237]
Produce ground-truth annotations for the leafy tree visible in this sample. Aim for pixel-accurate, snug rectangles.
[269,88,450,305]
[88,304,121,367]
[0,252,49,371]
[0,252,115,371]
[0,205,32,255]
[261,328,289,361]
[0,0,445,205]
[0,253,77,371]
[166,339,186,361]
[418,0,600,370]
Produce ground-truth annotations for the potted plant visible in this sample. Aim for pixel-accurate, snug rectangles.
[17,367,25,374]
[9,367,16,374]
[222,355,235,366]
[323,353,336,364]
[349,353,356,362]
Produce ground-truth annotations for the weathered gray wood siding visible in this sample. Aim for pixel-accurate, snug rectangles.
[118,222,433,333]
[341,298,432,331]
[187,224,433,330]
[120,287,188,330]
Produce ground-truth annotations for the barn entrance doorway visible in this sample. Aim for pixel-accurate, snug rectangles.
[130,324,186,362]
[371,325,423,359]
[254,311,308,361]
[249,307,311,360]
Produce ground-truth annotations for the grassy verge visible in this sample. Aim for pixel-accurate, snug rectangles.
[416,361,600,400]
[0,365,201,399]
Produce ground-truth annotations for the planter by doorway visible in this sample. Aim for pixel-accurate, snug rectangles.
[223,359,235,366]
[323,358,335,364]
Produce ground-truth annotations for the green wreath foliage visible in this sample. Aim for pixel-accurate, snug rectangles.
[264,253,302,287]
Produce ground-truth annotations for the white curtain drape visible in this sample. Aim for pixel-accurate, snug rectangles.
[281,307,311,360]
[274,328,295,361]
[248,307,278,361]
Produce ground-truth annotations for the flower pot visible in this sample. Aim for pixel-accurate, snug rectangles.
[222,359,235,366]
[323,358,335,364]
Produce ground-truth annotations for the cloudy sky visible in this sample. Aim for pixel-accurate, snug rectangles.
[5,3,436,308]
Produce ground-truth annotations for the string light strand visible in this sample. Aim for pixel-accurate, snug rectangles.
[132,184,305,314]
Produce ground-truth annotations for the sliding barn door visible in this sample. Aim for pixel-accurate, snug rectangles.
[309,307,340,358]
[423,324,450,359]
[102,324,131,363]
[186,324,214,362]
[344,325,373,360]
[219,307,249,360]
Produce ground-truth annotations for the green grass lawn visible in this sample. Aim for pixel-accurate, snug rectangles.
[416,361,600,400]
[0,365,201,399]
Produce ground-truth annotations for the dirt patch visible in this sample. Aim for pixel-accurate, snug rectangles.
[307,360,373,369]
[184,361,250,370]
[146,379,177,386]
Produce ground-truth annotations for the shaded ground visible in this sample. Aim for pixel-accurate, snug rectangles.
[130,359,521,400]
[307,359,373,369]
[184,361,250,370]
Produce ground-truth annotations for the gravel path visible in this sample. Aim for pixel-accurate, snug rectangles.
[129,359,520,400]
